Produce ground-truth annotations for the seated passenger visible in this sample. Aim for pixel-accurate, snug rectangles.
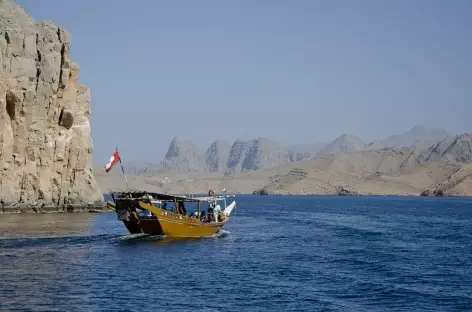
[207,206,214,222]
[218,211,225,222]
[200,211,207,222]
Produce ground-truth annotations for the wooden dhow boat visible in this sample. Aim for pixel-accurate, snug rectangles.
[109,189,236,238]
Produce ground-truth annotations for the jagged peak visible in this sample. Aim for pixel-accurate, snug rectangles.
[409,125,427,132]
[329,134,365,145]
[416,133,472,164]
[407,125,449,136]
[205,140,231,173]
[232,139,247,144]
[208,139,230,147]
[164,137,202,159]
[319,134,365,156]
[455,133,472,140]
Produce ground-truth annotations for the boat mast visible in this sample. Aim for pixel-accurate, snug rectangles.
[116,146,130,191]
[114,145,132,198]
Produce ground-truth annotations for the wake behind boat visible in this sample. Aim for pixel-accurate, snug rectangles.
[109,189,236,238]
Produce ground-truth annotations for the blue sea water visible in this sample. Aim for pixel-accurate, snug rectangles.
[0,195,471,311]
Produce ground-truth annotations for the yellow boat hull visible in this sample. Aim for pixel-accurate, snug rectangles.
[132,201,228,238]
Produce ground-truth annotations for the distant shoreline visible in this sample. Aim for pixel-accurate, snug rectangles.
[0,203,111,214]
[2,193,471,214]
[104,192,468,198]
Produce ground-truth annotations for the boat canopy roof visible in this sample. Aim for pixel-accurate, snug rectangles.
[108,189,229,203]
[192,196,227,202]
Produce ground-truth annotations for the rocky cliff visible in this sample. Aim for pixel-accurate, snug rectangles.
[0,0,103,212]
[225,138,292,175]
[416,134,472,164]
[157,137,293,175]
[159,137,207,172]
[205,140,230,173]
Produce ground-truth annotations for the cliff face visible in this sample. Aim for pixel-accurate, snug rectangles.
[205,140,231,173]
[416,134,472,164]
[225,138,291,175]
[157,137,292,175]
[225,140,249,175]
[241,138,291,172]
[0,0,103,211]
[159,137,207,172]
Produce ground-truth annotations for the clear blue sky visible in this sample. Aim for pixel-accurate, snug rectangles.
[14,0,472,163]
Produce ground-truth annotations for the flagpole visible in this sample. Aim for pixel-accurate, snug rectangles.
[117,146,130,191]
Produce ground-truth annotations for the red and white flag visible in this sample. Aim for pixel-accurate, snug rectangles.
[105,148,120,173]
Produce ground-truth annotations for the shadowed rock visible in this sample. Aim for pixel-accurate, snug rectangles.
[225,137,292,175]
[205,140,231,173]
[159,137,207,172]
[58,108,74,129]
[416,133,472,164]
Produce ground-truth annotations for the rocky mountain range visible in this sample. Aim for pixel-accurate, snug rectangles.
[114,126,453,176]
[95,133,472,196]
[256,133,472,197]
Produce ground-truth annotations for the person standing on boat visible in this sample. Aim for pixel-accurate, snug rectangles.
[213,204,221,222]
[181,201,187,215]
[177,201,187,215]
[207,202,214,222]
